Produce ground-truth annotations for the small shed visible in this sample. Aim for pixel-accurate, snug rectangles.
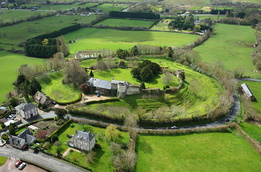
[241,83,256,101]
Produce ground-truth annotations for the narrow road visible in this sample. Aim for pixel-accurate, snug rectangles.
[0,146,86,172]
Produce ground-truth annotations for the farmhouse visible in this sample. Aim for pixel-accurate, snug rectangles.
[33,91,52,105]
[15,103,38,120]
[9,129,36,149]
[88,78,140,98]
[67,130,95,151]
[240,83,256,101]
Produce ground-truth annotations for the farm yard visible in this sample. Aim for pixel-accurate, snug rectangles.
[136,133,261,172]
[65,28,199,53]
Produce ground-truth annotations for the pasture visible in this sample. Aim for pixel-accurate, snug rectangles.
[0,15,97,50]
[0,51,44,104]
[39,72,82,103]
[194,24,260,78]
[49,123,129,171]
[65,28,199,53]
[136,132,261,172]
[239,81,261,114]
[95,18,155,28]
[240,122,261,142]
[0,10,54,23]
[40,3,98,10]
[96,3,129,12]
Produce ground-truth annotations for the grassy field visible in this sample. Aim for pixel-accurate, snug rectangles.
[96,3,129,12]
[136,132,261,172]
[79,57,221,118]
[95,18,155,28]
[39,72,82,103]
[0,156,7,166]
[240,122,261,142]
[0,10,54,23]
[65,28,199,53]
[0,15,96,50]
[0,51,45,104]
[194,24,260,78]
[49,122,129,171]
[40,3,98,10]
[239,81,261,114]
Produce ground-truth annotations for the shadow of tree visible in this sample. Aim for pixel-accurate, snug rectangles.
[138,140,153,154]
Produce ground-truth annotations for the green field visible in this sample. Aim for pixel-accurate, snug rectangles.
[240,122,261,142]
[136,132,261,172]
[0,51,44,104]
[0,15,96,50]
[40,3,98,10]
[0,10,54,23]
[49,123,129,171]
[239,81,261,114]
[65,28,199,53]
[195,24,260,78]
[39,72,82,103]
[95,3,129,12]
[95,18,155,28]
[0,156,7,166]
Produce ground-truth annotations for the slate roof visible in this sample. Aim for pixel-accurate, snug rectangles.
[88,78,111,90]
[111,80,130,86]
[16,103,37,112]
[241,83,253,98]
[73,130,95,142]
[18,129,33,140]
[9,136,26,149]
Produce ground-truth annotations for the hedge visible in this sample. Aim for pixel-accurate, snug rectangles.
[85,98,120,105]
[45,120,72,141]
[55,93,82,105]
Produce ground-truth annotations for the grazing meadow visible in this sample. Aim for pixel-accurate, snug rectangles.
[240,122,261,142]
[0,51,45,103]
[194,24,260,78]
[136,132,261,172]
[95,18,155,28]
[65,28,199,53]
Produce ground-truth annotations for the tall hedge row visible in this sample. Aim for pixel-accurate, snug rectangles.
[109,11,160,19]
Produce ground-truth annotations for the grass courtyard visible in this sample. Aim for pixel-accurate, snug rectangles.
[194,24,260,78]
[136,132,261,172]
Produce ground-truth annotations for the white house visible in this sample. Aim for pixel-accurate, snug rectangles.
[68,130,95,151]
[15,103,38,120]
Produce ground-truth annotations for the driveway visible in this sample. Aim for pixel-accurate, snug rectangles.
[0,146,86,172]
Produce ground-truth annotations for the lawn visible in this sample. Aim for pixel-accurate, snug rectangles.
[239,81,261,114]
[194,24,260,78]
[240,122,261,142]
[96,3,129,12]
[49,122,129,171]
[0,156,7,166]
[136,132,261,172]
[65,28,199,53]
[39,72,82,103]
[95,18,155,28]
[0,15,97,50]
[0,10,54,23]
[0,51,45,104]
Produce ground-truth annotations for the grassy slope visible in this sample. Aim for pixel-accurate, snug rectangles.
[39,72,81,103]
[0,15,96,50]
[240,122,261,142]
[136,133,261,172]
[96,4,129,12]
[95,18,155,28]
[65,28,199,53]
[239,81,261,114]
[49,123,129,171]
[0,51,44,103]
[195,24,260,78]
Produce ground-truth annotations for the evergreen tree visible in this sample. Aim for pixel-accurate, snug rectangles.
[140,81,146,89]
[140,66,154,82]
[29,78,42,96]
[89,70,94,77]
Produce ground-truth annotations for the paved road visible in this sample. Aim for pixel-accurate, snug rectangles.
[238,78,261,82]
[0,146,86,172]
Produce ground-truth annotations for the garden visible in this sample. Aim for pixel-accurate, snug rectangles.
[136,132,261,172]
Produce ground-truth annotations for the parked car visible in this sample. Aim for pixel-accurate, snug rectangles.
[22,144,28,150]
[18,162,26,170]
[170,126,178,129]
[15,160,22,168]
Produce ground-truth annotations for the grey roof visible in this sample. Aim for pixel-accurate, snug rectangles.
[88,78,111,90]
[16,103,37,112]
[9,136,26,149]
[111,80,130,85]
[73,130,95,143]
[18,129,33,140]
[26,135,36,144]
[241,83,253,97]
